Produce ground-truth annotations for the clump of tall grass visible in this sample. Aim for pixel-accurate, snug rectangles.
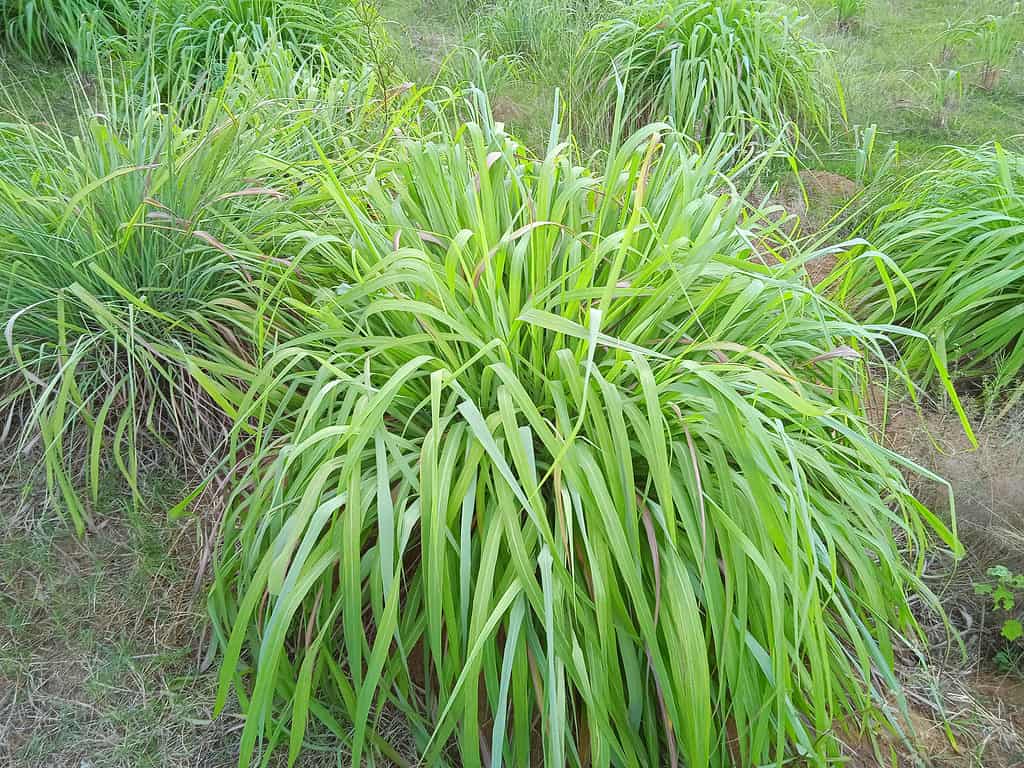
[471,0,604,79]
[578,0,839,145]
[936,17,976,66]
[0,92,288,533]
[1,0,385,89]
[971,11,1022,91]
[148,0,380,89]
[205,111,956,767]
[834,0,867,32]
[211,41,425,167]
[904,65,964,129]
[0,0,137,63]
[0,41,423,533]
[439,45,522,95]
[841,144,1024,394]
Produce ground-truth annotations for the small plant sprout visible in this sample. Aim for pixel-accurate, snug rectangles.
[852,123,898,184]
[971,10,1022,91]
[834,0,868,33]
[975,566,1024,643]
[931,65,964,128]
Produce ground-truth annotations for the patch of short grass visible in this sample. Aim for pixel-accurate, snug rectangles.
[0,55,87,133]
[0,470,239,768]
[800,0,1023,167]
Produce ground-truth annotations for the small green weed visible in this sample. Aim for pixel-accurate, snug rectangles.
[975,566,1024,644]
[851,123,898,183]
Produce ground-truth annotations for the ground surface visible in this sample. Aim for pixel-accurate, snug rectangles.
[2,0,1024,766]
[0,471,234,767]
[799,0,1024,166]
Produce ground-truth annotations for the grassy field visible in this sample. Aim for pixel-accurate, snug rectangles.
[378,0,1024,162]
[1,0,1023,766]
[1,473,238,767]
[801,0,1023,172]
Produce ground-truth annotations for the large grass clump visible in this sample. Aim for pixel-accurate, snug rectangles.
[205,114,955,767]
[0,38,431,534]
[0,105,274,533]
[0,66,325,533]
[470,0,605,79]
[0,0,137,61]
[578,0,838,144]
[149,0,378,88]
[840,144,1024,395]
[1,0,381,87]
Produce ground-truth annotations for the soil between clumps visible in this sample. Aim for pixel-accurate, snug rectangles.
[853,397,1024,767]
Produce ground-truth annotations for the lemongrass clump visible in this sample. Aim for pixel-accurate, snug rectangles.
[206,114,955,767]
[148,0,380,89]
[578,0,839,145]
[0,38,437,534]
[840,144,1024,394]
[0,98,286,532]
[472,0,600,78]
[0,0,137,63]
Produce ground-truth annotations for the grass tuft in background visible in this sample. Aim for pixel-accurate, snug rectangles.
[840,144,1024,397]
[577,0,840,146]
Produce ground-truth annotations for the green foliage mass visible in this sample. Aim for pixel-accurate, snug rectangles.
[1,1,1001,766]
[841,145,1024,394]
[578,0,839,145]
[202,114,955,767]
